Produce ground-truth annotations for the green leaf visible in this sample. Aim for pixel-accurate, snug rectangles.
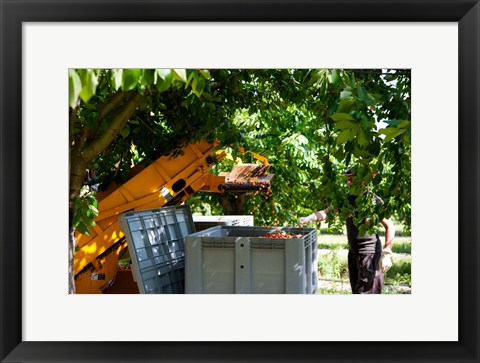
[72,211,82,227]
[334,147,346,161]
[156,76,172,93]
[68,70,82,108]
[191,76,197,93]
[199,69,211,79]
[336,129,353,145]
[353,147,371,157]
[90,196,98,209]
[398,120,411,129]
[185,71,195,88]
[337,97,356,113]
[331,113,355,122]
[192,75,205,97]
[76,221,90,236]
[75,197,83,210]
[157,69,172,80]
[173,69,187,82]
[195,76,205,92]
[143,69,156,85]
[111,69,123,90]
[156,70,173,92]
[357,129,368,146]
[379,127,405,143]
[79,69,99,104]
[340,90,352,99]
[308,70,324,85]
[357,86,373,103]
[84,217,96,228]
[122,69,142,91]
[334,120,355,130]
[331,69,340,85]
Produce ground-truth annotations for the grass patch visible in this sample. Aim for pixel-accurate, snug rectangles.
[317,242,348,250]
[385,258,411,286]
[317,286,351,294]
[317,234,411,253]
[317,251,411,285]
[391,240,411,253]
[318,221,410,237]
[317,251,348,279]
[317,245,412,293]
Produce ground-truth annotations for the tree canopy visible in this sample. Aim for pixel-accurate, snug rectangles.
[69,68,411,236]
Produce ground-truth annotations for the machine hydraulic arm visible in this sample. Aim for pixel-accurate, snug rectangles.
[74,140,273,293]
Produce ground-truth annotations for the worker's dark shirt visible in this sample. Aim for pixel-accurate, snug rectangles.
[346,193,383,254]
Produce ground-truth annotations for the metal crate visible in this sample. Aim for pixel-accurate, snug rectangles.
[192,215,254,232]
[185,226,317,294]
[118,205,195,294]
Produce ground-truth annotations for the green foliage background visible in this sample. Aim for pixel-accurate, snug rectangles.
[69,68,411,235]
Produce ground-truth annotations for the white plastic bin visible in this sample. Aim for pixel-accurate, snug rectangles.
[192,215,254,231]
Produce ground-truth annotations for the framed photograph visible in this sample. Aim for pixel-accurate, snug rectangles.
[1,1,479,362]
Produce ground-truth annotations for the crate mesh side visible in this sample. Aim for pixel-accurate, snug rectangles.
[120,205,194,294]
[250,239,286,250]
[202,239,236,249]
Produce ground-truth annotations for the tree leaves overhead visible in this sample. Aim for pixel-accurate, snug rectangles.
[77,69,99,104]
[69,68,411,234]
[121,69,142,91]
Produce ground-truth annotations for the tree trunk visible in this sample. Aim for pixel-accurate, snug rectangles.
[68,91,145,294]
[68,208,76,294]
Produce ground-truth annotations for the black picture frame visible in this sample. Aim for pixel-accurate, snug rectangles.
[1,1,479,362]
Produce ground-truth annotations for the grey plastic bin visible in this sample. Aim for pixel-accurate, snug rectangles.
[118,205,195,294]
[185,226,318,294]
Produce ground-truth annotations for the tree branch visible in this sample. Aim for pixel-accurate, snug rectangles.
[98,91,132,121]
[82,92,145,163]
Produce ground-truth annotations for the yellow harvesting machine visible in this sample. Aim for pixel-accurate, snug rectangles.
[74,140,273,294]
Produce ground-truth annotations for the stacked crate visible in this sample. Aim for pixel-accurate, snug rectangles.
[118,205,195,294]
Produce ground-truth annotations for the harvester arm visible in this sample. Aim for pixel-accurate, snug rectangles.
[74,141,226,293]
[74,141,273,293]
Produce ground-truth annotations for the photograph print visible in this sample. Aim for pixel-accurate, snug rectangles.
[68,68,411,295]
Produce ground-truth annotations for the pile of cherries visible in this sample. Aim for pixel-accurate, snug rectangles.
[262,231,303,239]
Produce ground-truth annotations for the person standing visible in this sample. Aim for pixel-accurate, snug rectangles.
[299,168,395,294]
